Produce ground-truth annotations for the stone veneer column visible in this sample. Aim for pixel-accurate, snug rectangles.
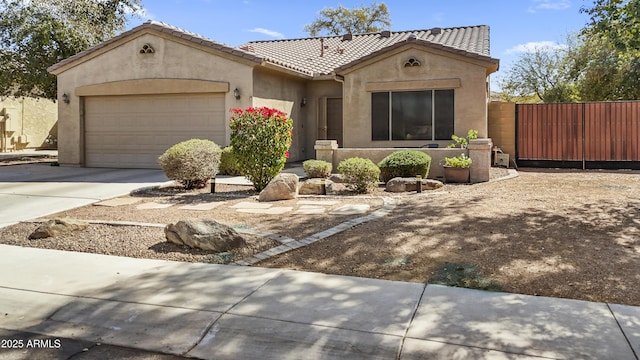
[314,140,338,171]
[468,138,493,183]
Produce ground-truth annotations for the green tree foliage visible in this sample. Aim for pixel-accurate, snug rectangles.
[304,2,391,36]
[498,45,577,103]
[229,107,293,191]
[574,0,640,100]
[0,0,143,99]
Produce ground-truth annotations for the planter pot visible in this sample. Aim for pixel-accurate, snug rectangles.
[444,166,470,183]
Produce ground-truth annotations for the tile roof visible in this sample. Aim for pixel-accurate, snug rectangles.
[48,21,263,74]
[242,25,498,76]
[48,22,498,77]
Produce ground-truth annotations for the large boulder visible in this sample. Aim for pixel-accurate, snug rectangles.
[165,219,246,251]
[385,177,444,193]
[299,178,334,195]
[258,173,298,202]
[29,218,89,239]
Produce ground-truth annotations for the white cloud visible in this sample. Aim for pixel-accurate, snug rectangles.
[248,28,284,39]
[528,0,571,13]
[505,41,566,54]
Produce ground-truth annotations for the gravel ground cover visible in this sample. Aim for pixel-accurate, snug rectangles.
[1,167,638,306]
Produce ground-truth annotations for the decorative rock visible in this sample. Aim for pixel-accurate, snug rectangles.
[29,218,89,239]
[165,219,246,251]
[328,174,344,183]
[258,173,299,202]
[385,177,444,193]
[299,178,334,195]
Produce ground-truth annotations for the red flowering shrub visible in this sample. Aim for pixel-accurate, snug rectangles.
[229,107,293,191]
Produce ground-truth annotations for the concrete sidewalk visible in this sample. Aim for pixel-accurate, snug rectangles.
[0,245,638,359]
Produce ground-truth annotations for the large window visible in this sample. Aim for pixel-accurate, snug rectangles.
[371,89,454,141]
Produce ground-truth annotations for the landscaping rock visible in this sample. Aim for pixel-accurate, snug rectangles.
[385,177,444,193]
[328,174,344,183]
[299,178,334,195]
[165,219,246,251]
[258,173,298,202]
[29,218,89,239]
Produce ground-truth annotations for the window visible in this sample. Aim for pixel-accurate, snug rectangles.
[371,89,454,141]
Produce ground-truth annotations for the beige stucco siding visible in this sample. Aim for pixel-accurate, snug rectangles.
[54,30,254,166]
[339,45,491,148]
[252,68,307,161]
[1,97,57,151]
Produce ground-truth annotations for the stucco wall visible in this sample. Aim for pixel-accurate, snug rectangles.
[339,45,491,148]
[1,97,57,151]
[252,68,307,161]
[488,102,516,158]
[54,30,254,166]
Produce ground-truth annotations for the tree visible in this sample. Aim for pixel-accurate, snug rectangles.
[581,0,640,55]
[304,2,391,37]
[0,0,143,100]
[574,0,640,100]
[498,45,577,103]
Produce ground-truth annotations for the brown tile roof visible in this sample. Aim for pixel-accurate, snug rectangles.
[48,21,263,74]
[49,22,498,77]
[242,25,498,76]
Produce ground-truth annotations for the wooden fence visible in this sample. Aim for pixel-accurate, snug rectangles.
[516,102,640,166]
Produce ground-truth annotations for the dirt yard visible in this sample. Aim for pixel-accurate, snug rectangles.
[1,168,639,306]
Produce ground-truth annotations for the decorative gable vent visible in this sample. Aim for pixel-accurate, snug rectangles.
[404,57,421,67]
[139,44,155,54]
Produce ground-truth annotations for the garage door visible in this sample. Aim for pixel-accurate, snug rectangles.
[84,93,226,168]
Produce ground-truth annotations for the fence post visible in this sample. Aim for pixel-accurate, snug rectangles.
[469,138,493,183]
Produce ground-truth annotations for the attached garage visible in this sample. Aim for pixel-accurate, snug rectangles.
[84,93,226,168]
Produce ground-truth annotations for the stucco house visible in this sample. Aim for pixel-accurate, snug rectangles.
[48,21,499,169]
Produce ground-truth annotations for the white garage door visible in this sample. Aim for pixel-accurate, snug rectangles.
[84,93,226,168]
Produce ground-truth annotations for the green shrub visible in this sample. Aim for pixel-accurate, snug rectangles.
[443,153,472,168]
[303,159,332,178]
[229,107,293,191]
[447,129,479,149]
[377,150,431,183]
[158,139,221,189]
[219,146,243,176]
[337,157,380,194]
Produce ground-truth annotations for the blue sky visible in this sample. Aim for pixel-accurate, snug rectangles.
[129,0,593,87]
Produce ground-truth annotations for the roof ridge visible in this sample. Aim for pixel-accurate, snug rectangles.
[245,25,489,44]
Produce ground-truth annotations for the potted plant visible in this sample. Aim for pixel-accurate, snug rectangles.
[442,154,472,183]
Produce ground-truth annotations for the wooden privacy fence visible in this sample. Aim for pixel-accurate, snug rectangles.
[517,102,640,166]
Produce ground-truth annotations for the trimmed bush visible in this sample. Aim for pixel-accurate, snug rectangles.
[302,159,332,178]
[158,139,221,190]
[219,146,243,176]
[378,150,432,183]
[229,107,293,191]
[337,157,380,194]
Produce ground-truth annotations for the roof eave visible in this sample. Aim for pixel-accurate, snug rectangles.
[334,39,499,75]
[48,21,263,75]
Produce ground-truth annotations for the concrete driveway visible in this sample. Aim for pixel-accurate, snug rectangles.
[0,164,168,228]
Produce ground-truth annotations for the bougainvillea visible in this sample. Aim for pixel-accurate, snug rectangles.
[229,107,293,191]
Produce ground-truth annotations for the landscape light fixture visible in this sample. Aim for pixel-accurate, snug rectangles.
[233,88,240,99]
[62,93,70,104]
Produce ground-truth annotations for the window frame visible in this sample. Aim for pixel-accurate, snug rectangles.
[371,89,454,141]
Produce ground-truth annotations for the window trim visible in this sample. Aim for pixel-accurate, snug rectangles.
[371,89,454,141]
